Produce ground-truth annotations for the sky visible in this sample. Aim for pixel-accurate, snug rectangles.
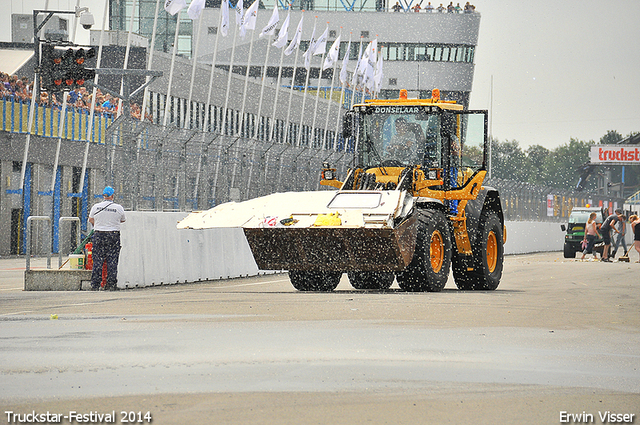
[2,0,640,150]
[469,0,640,149]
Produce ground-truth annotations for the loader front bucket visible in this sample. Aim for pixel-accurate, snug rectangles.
[243,215,417,272]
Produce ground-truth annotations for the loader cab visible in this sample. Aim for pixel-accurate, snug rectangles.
[348,100,488,189]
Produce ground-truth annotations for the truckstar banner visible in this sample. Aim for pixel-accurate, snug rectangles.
[590,145,640,164]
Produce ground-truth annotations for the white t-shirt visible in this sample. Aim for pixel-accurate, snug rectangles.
[89,200,126,231]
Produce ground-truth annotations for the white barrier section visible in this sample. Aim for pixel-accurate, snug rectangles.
[118,212,260,288]
[117,213,569,287]
[504,220,565,255]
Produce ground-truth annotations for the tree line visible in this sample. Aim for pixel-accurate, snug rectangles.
[489,130,640,197]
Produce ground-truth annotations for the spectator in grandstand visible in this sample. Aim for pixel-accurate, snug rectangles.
[412,2,421,12]
[436,3,445,12]
[425,2,434,12]
[67,88,80,105]
[447,2,455,12]
[392,2,403,12]
[464,2,475,12]
[455,2,462,12]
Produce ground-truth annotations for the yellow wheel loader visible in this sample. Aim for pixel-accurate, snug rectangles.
[178,89,505,292]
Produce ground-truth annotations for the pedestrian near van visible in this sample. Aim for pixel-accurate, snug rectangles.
[610,214,627,259]
[630,214,640,263]
[580,212,600,261]
[88,186,126,291]
[599,209,624,262]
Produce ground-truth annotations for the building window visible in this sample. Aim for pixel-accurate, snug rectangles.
[361,31,369,38]
[329,30,337,38]
[379,43,475,63]
[389,78,397,86]
[208,26,217,34]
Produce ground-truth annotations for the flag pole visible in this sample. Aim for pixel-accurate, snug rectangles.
[283,48,301,146]
[141,0,163,121]
[310,29,328,149]
[194,3,225,209]
[220,25,238,136]
[322,30,341,150]
[333,34,352,155]
[295,16,317,147]
[238,27,257,137]
[78,0,109,199]
[184,12,204,129]
[163,12,182,127]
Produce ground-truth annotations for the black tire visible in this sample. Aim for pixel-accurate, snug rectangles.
[289,270,341,292]
[564,242,577,258]
[348,271,395,290]
[396,209,451,292]
[453,211,503,291]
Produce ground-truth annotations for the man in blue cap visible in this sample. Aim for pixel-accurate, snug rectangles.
[88,186,126,290]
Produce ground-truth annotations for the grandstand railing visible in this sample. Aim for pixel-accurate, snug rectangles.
[0,96,115,144]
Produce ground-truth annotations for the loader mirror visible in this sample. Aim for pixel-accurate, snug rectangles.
[561,224,566,232]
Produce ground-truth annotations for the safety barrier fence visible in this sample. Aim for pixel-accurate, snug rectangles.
[486,178,627,222]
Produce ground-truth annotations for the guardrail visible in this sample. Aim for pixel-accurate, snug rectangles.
[26,216,51,272]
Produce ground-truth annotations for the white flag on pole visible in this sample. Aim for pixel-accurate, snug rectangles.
[220,0,230,36]
[285,15,304,56]
[273,13,290,48]
[187,0,205,20]
[313,26,329,56]
[164,0,187,16]
[364,39,377,87]
[351,42,362,87]
[323,35,340,71]
[235,0,244,26]
[302,23,317,69]
[358,41,373,75]
[240,0,258,38]
[339,38,351,84]
[259,4,279,38]
[374,50,384,93]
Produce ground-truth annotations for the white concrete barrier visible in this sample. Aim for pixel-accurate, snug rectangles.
[118,212,262,288]
[116,213,573,288]
[503,220,565,255]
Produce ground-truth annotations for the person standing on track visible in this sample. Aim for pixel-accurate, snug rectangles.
[599,209,624,262]
[88,186,126,291]
[580,212,600,261]
[630,214,640,263]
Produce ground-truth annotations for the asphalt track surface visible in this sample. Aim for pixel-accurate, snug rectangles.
[1,252,639,425]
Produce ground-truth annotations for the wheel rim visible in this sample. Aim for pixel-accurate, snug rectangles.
[487,231,498,273]
[430,230,444,273]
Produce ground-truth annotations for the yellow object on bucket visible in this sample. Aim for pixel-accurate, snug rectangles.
[313,212,341,227]
[69,254,85,269]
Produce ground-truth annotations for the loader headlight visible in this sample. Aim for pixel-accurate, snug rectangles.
[427,170,438,180]
[323,170,334,180]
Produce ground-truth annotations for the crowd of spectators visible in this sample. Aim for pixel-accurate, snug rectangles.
[393,1,476,12]
[0,71,150,122]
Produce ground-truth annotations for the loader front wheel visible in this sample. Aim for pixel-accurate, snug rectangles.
[397,209,451,292]
[453,211,503,291]
[348,271,395,290]
[289,270,341,292]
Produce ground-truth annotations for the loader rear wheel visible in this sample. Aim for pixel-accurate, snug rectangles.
[348,271,395,290]
[289,270,341,292]
[453,211,503,291]
[397,209,451,292]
